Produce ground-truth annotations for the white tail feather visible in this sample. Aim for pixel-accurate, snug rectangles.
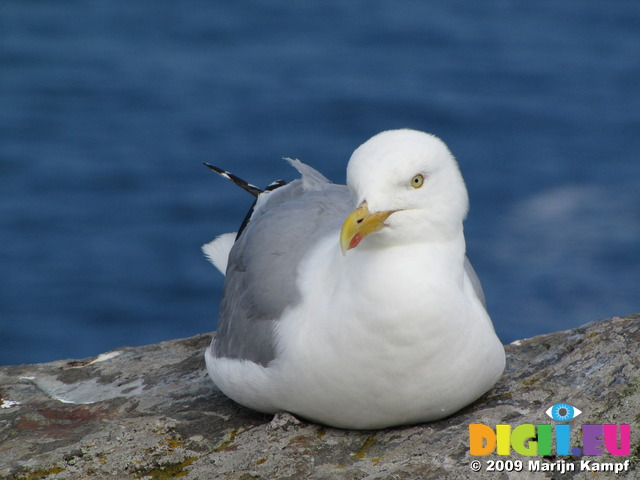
[202,232,236,275]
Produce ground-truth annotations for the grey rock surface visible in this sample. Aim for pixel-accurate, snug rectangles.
[1,315,638,479]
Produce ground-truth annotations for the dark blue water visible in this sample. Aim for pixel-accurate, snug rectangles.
[2,1,639,365]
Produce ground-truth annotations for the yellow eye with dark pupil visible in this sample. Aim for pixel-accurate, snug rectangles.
[411,174,424,189]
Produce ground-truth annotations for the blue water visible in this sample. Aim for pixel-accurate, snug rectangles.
[1,1,639,366]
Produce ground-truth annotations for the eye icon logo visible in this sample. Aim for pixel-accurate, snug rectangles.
[545,403,582,421]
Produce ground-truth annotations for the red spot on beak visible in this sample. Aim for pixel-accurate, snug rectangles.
[349,232,364,250]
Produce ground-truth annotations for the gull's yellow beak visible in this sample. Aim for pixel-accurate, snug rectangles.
[339,202,397,255]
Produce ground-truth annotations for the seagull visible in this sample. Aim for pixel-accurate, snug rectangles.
[203,129,505,430]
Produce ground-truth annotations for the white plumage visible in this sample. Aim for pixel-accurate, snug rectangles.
[204,129,505,429]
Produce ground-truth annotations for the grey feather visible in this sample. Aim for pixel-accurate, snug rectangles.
[212,164,352,366]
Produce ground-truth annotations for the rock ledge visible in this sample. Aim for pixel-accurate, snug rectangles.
[1,315,639,479]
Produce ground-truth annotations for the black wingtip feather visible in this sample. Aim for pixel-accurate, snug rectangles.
[203,163,290,241]
[203,162,263,198]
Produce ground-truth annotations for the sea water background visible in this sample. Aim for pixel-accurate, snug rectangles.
[1,1,639,365]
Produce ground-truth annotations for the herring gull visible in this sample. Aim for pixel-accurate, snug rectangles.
[203,129,505,429]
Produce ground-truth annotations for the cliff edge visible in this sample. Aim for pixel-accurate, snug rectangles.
[1,314,639,479]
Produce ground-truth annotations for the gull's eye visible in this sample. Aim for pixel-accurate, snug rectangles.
[545,403,582,421]
[410,174,424,189]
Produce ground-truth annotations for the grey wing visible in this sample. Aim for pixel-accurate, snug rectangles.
[212,180,352,366]
[464,256,487,309]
